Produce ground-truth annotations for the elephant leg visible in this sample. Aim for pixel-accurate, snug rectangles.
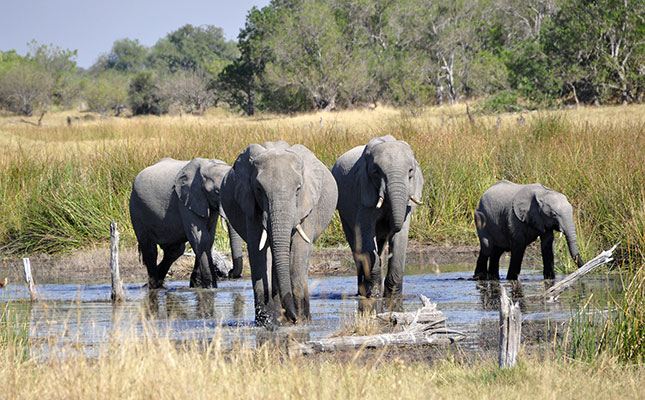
[488,247,504,280]
[157,242,186,284]
[474,235,491,279]
[384,223,411,306]
[290,233,313,320]
[247,225,279,327]
[185,222,216,289]
[339,216,364,294]
[140,241,162,289]
[507,245,526,280]
[355,233,381,298]
[227,223,244,279]
[541,231,555,279]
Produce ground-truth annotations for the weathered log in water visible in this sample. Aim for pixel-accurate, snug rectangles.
[22,257,38,301]
[545,243,618,302]
[499,285,521,368]
[183,248,233,276]
[110,221,125,303]
[290,294,465,355]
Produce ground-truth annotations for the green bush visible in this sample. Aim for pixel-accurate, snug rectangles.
[476,90,522,114]
[128,71,168,116]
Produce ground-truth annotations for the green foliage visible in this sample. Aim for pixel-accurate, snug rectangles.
[563,266,645,363]
[128,71,168,116]
[148,24,238,75]
[83,71,128,115]
[27,41,80,107]
[0,59,54,116]
[92,38,148,74]
[476,90,521,114]
[505,40,558,104]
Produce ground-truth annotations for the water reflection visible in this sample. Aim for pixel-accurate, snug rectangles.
[0,263,620,355]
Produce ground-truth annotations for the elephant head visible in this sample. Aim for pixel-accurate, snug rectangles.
[229,141,322,323]
[174,158,231,219]
[512,184,584,267]
[357,135,423,231]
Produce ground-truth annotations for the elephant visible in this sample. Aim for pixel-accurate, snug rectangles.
[473,180,584,280]
[221,141,338,327]
[332,135,424,303]
[129,158,244,289]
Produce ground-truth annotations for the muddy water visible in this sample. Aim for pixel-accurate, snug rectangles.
[1,263,618,355]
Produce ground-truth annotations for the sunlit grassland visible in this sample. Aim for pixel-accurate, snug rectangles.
[1,104,644,269]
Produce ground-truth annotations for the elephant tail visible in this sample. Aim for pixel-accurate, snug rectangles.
[474,210,486,231]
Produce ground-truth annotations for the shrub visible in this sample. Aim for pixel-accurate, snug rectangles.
[128,71,167,116]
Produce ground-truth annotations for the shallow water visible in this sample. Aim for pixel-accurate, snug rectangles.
[1,263,618,356]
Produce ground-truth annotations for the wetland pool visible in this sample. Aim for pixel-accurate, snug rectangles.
[1,263,618,356]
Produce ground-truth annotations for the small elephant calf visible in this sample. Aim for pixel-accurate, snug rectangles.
[474,180,584,280]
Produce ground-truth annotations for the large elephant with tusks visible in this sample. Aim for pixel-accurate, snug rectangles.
[221,141,338,327]
[332,135,424,305]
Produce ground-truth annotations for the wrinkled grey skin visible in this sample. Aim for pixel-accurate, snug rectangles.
[332,135,424,303]
[129,158,244,289]
[474,180,584,280]
[221,141,338,327]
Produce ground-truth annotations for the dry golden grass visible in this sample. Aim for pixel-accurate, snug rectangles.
[0,329,643,400]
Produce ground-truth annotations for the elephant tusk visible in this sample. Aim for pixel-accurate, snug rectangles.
[376,196,384,209]
[259,229,268,251]
[296,224,311,244]
[410,196,424,205]
[220,218,229,233]
[559,231,563,239]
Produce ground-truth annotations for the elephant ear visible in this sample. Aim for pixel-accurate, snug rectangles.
[356,150,379,208]
[232,144,266,218]
[174,159,210,219]
[290,145,323,222]
[512,185,547,233]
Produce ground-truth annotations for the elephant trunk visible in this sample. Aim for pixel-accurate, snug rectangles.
[386,175,408,232]
[268,207,298,323]
[561,216,584,268]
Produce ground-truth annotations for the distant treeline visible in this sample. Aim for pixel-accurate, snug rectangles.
[1,0,643,117]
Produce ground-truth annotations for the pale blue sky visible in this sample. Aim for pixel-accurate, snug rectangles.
[0,0,271,69]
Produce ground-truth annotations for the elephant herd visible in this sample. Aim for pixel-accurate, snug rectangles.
[129,135,584,327]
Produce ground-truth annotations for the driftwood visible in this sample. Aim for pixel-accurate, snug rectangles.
[110,222,125,303]
[499,286,521,368]
[545,243,618,302]
[183,248,234,276]
[22,258,38,301]
[290,295,466,355]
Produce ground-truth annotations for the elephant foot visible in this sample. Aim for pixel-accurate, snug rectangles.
[147,279,166,289]
[384,295,403,312]
[471,272,489,280]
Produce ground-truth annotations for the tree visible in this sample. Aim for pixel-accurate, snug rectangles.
[160,71,214,115]
[148,24,238,75]
[83,71,128,115]
[128,71,167,115]
[0,59,54,118]
[91,38,148,74]
[263,0,368,110]
[27,41,79,107]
